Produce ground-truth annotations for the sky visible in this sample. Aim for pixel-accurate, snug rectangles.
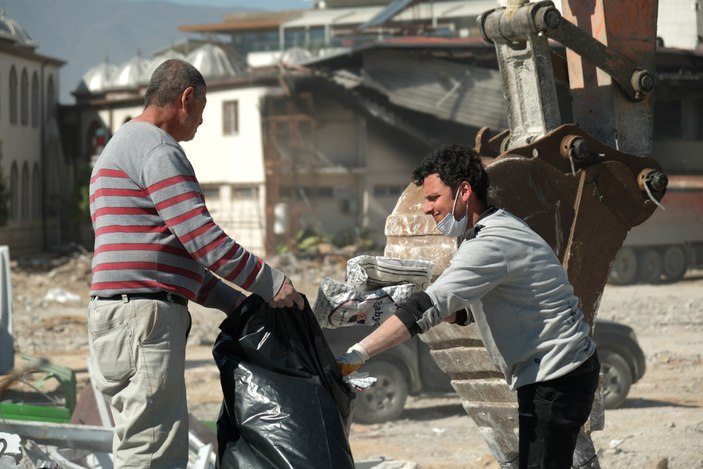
[6,0,315,103]
[128,0,313,9]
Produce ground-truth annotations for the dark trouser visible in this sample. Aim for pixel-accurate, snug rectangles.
[517,352,600,469]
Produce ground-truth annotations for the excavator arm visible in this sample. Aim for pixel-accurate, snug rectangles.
[476,0,667,325]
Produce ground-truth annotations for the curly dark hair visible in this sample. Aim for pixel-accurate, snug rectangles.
[411,144,489,202]
[144,59,206,108]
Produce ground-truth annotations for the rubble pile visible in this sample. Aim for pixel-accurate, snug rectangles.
[12,250,92,306]
[10,250,92,357]
[3,248,703,469]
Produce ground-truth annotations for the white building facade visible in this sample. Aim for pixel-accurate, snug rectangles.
[0,11,65,255]
[657,0,703,49]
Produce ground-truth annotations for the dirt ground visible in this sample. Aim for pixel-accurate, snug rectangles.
[4,251,703,469]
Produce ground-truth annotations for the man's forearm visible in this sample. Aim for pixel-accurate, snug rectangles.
[358,315,412,358]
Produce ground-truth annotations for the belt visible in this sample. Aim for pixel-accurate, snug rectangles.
[93,291,188,306]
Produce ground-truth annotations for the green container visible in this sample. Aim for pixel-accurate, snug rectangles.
[0,402,72,423]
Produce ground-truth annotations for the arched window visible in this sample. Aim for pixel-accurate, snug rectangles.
[47,74,56,120]
[32,163,41,219]
[9,162,19,220]
[9,66,18,125]
[21,162,29,219]
[31,72,39,128]
[21,68,29,126]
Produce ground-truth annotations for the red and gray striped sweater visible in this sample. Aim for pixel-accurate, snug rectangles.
[89,121,283,312]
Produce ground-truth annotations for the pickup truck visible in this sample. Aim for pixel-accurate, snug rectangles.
[323,319,645,424]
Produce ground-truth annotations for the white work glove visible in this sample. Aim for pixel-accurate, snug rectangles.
[336,343,370,376]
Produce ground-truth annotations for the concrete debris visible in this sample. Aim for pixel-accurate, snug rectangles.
[12,249,91,320]
[608,439,625,449]
[42,288,82,304]
[0,432,22,463]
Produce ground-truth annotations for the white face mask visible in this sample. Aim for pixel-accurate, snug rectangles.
[436,185,468,237]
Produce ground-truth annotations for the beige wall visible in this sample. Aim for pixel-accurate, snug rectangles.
[0,220,57,257]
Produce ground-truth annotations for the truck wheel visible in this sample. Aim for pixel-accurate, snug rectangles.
[352,360,409,424]
[608,247,638,285]
[662,245,687,282]
[637,248,663,283]
[600,351,633,409]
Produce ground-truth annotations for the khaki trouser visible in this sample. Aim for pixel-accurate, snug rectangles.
[88,297,191,468]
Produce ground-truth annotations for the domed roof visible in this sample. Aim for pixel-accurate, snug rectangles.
[75,60,118,94]
[144,49,187,83]
[0,10,37,48]
[76,43,248,96]
[281,47,312,65]
[110,54,151,89]
[186,43,243,79]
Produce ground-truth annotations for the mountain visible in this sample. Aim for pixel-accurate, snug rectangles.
[2,0,247,104]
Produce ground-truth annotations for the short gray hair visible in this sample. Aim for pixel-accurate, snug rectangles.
[144,59,206,107]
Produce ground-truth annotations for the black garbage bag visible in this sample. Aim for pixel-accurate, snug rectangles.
[213,294,355,469]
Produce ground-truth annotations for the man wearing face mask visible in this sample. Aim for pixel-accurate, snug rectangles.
[337,144,600,468]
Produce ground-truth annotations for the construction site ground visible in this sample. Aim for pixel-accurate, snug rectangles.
[6,251,703,469]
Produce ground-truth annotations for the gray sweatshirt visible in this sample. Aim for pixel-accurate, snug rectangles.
[419,208,595,390]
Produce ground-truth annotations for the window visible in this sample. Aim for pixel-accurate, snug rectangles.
[47,75,56,119]
[9,66,17,125]
[32,163,41,219]
[10,162,18,220]
[653,99,682,139]
[21,68,28,126]
[284,29,305,48]
[222,100,239,135]
[232,187,258,198]
[201,188,219,201]
[201,187,220,216]
[374,185,405,197]
[31,72,39,128]
[21,163,29,219]
[309,27,326,48]
[279,186,333,198]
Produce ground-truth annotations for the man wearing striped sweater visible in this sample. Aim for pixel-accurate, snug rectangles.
[88,59,304,468]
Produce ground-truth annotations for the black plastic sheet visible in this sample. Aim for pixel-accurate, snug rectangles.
[213,294,355,469]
